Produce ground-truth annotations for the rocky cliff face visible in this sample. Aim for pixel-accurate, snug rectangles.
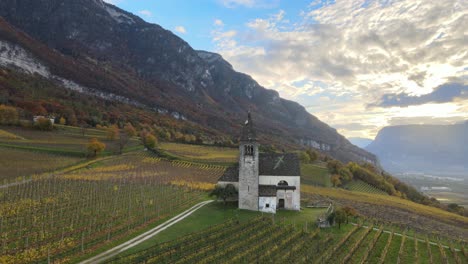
[0,0,376,163]
[366,123,468,175]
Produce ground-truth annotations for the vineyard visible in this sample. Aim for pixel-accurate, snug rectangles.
[0,151,226,263]
[301,163,331,187]
[302,185,468,241]
[159,142,238,163]
[345,180,388,195]
[0,147,82,183]
[0,126,140,156]
[107,217,468,264]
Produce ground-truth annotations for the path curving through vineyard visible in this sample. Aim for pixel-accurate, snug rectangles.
[80,200,214,264]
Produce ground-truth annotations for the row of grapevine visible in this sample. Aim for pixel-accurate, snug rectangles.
[0,151,218,263]
[106,218,465,264]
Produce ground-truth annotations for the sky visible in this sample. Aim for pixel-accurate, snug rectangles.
[104,0,468,139]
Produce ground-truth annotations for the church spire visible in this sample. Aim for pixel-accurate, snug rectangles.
[241,111,257,142]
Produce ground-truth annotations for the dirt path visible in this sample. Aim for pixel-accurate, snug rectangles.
[80,200,214,264]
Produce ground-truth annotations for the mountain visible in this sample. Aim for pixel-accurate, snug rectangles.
[366,122,468,175]
[0,0,376,164]
[348,137,373,148]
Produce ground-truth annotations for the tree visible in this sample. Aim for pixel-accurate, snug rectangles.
[327,159,343,174]
[210,184,238,206]
[34,117,53,131]
[106,125,119,140]
[143,134,157,149]
[59,117,66,125]
[298,151,311,163]
[118,130,129,154]
[87,138,106,157]
[338,167,353,183]
[124,123,137,137]
[331,174,342,187]
[342,206,358,223]
[0,105,19,125]
[306,149,319,162]
[334,207,347,229]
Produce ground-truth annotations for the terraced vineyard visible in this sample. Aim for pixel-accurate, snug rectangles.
[345,180,388,195]
[0,151,225,263]
[107,217,468,264]
[159,142,238,163]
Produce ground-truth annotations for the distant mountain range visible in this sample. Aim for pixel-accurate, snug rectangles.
[366,122,468,176]
[348,137,373,148]
[0,0,376,163]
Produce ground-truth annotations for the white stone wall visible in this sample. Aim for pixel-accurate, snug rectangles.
[259,197,276,213]
[238,143,259,211]
[259,175,300,211]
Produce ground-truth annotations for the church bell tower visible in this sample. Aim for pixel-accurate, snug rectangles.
[238,112,259,211]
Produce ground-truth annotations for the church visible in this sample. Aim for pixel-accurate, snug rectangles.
[217,113,301,213]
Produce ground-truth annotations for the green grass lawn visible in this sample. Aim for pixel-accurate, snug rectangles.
[301,163,331,187]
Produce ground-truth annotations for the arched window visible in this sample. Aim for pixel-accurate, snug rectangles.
[278,180,288,186]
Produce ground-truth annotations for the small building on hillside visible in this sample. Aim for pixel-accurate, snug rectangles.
[33,116,55,124]
[217,112,301,213]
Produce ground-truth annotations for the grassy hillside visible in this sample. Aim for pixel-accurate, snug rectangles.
[301,163,331,187]
[0,125,466,263]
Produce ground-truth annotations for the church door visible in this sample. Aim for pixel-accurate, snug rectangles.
[278,199,285,209]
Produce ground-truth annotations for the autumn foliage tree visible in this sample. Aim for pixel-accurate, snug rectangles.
[87,138,106,157]
[124,123,137,137]
[106,125,119,140]
[331,174,342,187]
[0,104,19,125]
[144,134,157,149]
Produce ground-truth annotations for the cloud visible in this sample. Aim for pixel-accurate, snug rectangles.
[212,0,468,137]
[214,19,224,27]
[373,83,468,108]
[219,0,280,8]
[174,26,187,34]
[138,10,152,17]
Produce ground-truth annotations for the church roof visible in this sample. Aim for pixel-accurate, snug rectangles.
[240,112,257,142]
[218,165,239,182]
[259,153,300,176]
[259,185,277,197]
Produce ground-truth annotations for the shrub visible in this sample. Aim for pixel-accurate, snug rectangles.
[142,134,157,149]
[34,117,53,131]
[0,105,19,125]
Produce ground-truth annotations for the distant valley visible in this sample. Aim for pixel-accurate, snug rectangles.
[366,122,468,176]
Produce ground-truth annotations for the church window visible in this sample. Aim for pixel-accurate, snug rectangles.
[278,180,288,186]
